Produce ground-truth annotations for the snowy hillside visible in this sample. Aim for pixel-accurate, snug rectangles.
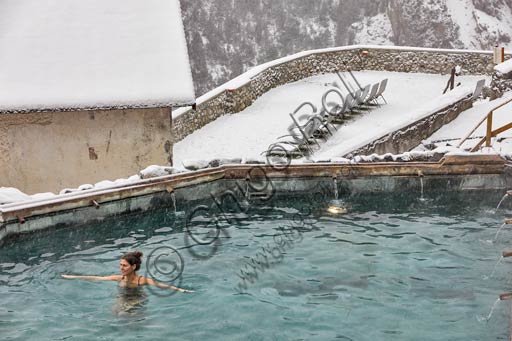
[180,0,512,95]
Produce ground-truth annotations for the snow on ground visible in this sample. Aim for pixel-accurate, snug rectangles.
[416,93,512,154]
[173,71,490,165]
[313,74,476,158]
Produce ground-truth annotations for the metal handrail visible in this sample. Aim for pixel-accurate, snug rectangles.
[456,97,512,151]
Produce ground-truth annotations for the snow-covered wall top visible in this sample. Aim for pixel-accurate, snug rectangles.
[171,45,507,144]
[177,45,497,113]
[0,0,195,113]
[495,58,512,75]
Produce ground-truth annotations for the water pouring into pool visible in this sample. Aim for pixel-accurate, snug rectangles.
[495,191,511,211]
[485,255,504,279]
[170,192,177,215]
[478,298,502,323]
[327,176,348,215]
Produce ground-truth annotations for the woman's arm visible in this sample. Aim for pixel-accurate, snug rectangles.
[141,277,194,293]
[61,274,122,281]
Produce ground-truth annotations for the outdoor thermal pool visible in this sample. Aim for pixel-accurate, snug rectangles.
[1,187,511,340]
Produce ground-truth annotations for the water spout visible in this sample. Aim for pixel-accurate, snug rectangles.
[327,176,347,214]
[477,298,501,322]
[418,170,425,202]
[244,176,250,199]
[494,223,507,241]
[333,176,339,200]
[502,251,512,258]
[495,192,510,211]
[500,293,512,300]
[485,255,504,279]
[170,192,177,215]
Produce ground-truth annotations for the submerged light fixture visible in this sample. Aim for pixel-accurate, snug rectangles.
[327,199,348,215]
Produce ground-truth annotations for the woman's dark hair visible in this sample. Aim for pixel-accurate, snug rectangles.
[121,251,143,271]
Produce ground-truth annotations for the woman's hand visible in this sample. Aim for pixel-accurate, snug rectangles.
[175,287,194,293]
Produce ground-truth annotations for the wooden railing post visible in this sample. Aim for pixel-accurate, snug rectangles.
[455,97,511,151]
[486,111,493,147]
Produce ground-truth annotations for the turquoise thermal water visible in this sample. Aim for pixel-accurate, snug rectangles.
[0,191,511,340]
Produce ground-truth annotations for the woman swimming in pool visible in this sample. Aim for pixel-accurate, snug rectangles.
[62,251,193,293]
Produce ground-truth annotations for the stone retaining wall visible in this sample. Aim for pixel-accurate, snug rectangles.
[492,70,512,96]
[172,46,511,144]
[346,97,474,157]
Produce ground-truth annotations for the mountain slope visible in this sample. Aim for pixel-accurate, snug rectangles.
[180,0,512,95]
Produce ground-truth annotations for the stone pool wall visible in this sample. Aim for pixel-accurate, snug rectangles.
[1,156,510,243]
[346,97,474,157]
[172,46,509,143]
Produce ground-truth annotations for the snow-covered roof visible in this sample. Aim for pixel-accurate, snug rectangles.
[0,0,195,113]
[495,58,512,75]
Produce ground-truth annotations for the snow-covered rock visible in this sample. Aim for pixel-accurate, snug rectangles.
[30,192,57,201]
[139,165,183,179]
[127,175,142,182]
[208,158,242,167]
[182,159,211,171]
[78,184,94,191]
[94,180,117,190]
[0,187,31,205]
[329,157,351,164]
[495,59,512,75]
[243,157,266,165]
[59,188,81,195]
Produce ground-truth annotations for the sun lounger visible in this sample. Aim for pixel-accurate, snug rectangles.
[472,79,485,100]
[277,102,322,154]
[365,82,381,106]
[374,78,388,104]
[321,88,346,120]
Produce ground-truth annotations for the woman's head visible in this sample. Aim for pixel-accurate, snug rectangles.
[120,251,143,274]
